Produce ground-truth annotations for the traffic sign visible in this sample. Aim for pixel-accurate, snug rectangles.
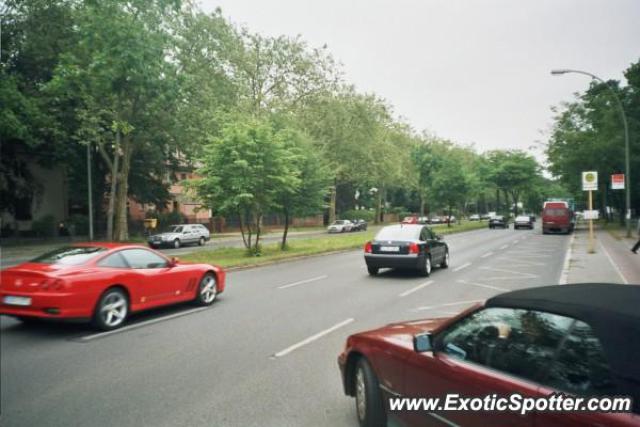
[582,171,598,191]
[583,210,599,220]
[611,174,625,190]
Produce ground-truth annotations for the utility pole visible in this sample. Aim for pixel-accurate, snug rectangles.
[87,142,94,240]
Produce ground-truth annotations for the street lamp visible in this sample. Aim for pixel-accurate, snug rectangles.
[551,69,632,237]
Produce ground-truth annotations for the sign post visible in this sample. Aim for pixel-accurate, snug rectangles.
[582,171,598,253]
[611,174,625,190]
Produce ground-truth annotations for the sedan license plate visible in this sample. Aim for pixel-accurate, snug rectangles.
[380,246,400,252]
[3,296,32,306]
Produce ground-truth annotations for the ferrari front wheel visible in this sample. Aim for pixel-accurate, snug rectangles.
[195,273,217,306]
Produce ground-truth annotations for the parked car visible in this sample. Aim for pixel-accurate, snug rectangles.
[351,219,368,232]
[364,224,448,276]
[480,213,492,220]
[0,243,226,331]
[514,215,534,230]
[401,216,418,224]
[429,216,443,224]
[469,214,481,221]
[338,283,640,427]
[417,216,430,224]
[488,215,508,229]
[328,220,353,233]
[148,224,210,249]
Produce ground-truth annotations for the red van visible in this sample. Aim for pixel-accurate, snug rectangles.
[542,201,574,234]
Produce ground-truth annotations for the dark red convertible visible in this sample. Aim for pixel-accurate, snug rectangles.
[338,284,640,427]
[0,243,226,330]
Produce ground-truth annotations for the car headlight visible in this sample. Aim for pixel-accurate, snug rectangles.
[162,236,170,241]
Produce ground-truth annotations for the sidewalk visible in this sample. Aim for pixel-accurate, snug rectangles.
[563,225,640,285]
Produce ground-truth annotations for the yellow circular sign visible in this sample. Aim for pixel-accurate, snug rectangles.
[585,172,596,182]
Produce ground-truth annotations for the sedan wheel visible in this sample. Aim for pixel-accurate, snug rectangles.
[419,255,432,277]
[173,239,181,249]
[440,250,449,268]
[354,358,386,427]
[198,237,205,246]
[367,266,379,276]
[195,273,217,306]
[93,289,128,331]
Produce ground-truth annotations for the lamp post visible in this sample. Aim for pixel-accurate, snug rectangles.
[551,69,632,237]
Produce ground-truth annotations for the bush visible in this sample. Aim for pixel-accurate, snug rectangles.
[340,209,375,222]
[32,214,57,237]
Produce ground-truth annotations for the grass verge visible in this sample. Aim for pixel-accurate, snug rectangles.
[182,220,487,269]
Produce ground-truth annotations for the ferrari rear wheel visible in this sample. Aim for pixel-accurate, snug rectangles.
[93,288,128,331]
[354,358,386,427]
[195,273,217,306]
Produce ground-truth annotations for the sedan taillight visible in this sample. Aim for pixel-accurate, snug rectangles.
[364,242,372,253]
[409,243,420,254]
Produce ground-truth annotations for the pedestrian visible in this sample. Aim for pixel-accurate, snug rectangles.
[632,217,640,254]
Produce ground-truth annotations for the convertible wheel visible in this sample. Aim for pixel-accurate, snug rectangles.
[198,237,205,246]
[367,266,379,276]
[419,255,432,277]
[195,273,217,306]
[440,250,449,268]
[173,239,181,249]
[93,288,128,331]
[354,358,387,427]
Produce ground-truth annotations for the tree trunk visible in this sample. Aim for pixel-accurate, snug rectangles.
[495,188,500,214]
[114,135,132,241]
[281,208,290,250]
[105,131,120,241]
[238,211,248,248]
[447,203,452,228]
[253,212,262,255]
[328,183,336,224]
[419,194,425,216]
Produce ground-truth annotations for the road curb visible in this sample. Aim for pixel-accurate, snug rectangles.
[559,232,575,285]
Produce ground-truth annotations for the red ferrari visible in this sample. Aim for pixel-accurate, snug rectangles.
[0,243,226,330]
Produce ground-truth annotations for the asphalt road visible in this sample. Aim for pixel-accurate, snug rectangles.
[0,224,570,427]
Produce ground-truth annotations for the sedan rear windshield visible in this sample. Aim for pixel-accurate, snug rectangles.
[515,216,530,221]
[375,225,420,241]
[31,246,106,266]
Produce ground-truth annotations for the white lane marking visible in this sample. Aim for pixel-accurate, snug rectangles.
[453,262,471,272]
[273,318,354,358]
[458,279,509,292]
[399,280,434,298]
[559,233,575,285]
[599,240,629,284]
[480,252,493,259]
[277,275,328,290]
[412,300,482,312]
[499,244,509,250]
[479,266,539,279]
[78,307,210,342]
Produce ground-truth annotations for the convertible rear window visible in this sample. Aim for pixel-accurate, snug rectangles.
[31,246,106,266]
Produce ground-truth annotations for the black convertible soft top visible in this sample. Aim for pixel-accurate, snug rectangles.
[486,283,640,391]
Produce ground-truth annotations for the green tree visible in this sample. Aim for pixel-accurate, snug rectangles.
[195,118,299,254]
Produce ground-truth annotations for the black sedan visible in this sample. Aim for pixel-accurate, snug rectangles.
[488,215,508,229]
[351,219,368,232]
[364,224,448,276]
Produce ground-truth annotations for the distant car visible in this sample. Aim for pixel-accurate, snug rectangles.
[364,224,449,276]
[489,215,508,229]
[529,214,536,222]
[401,216,418,224]
[328,220,353,233]
[0,243,226,331]
[351,219,368,232]
[417,216,430,224]
[148,224,210,249]
[480,213,491,220]
[445,216,456,224]
[338,283,640,427]
[514,215,534,230]
[469,214,481,221]
[430,217,442,224]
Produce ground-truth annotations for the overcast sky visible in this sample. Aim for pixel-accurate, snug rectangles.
[200,0,640,160]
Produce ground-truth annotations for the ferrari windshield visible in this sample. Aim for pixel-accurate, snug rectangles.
[31,246,106,266]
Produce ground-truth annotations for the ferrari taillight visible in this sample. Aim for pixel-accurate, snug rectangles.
[364,241,372,253]
[40,278,66,291]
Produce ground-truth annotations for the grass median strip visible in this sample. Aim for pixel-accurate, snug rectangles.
[181,220,487,269]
